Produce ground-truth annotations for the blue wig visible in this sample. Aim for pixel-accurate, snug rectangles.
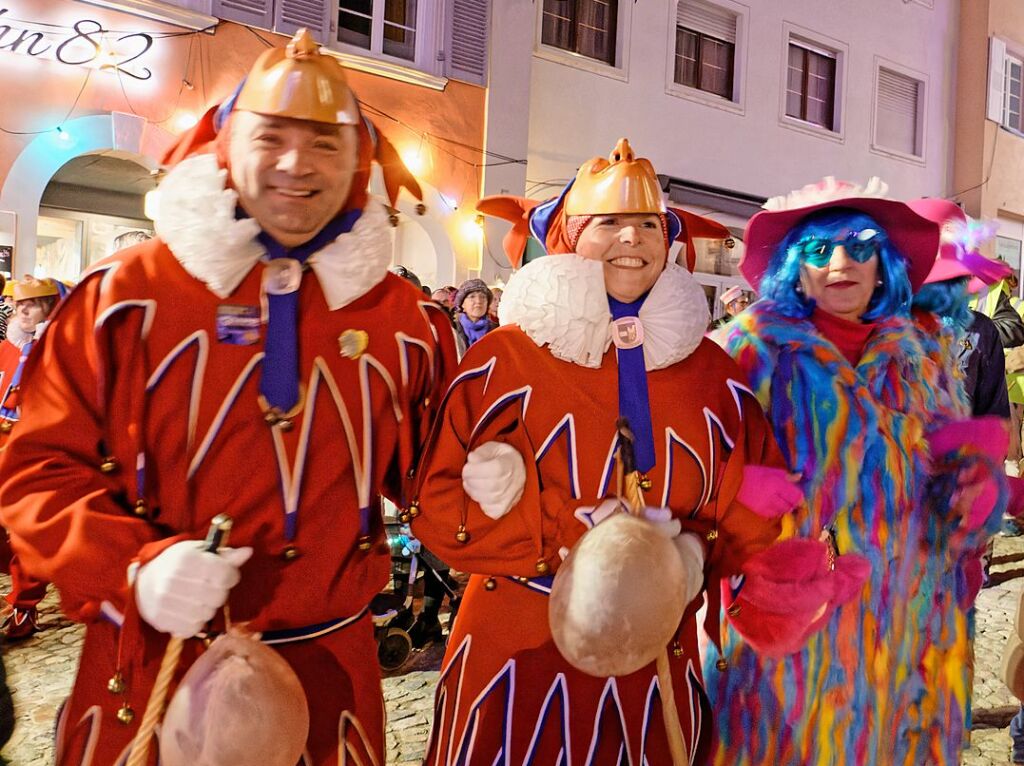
[759,208,913,321]
[912,278,973,331]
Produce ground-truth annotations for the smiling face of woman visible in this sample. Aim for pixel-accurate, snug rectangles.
[797,238,880,322]
[574,213,667,303]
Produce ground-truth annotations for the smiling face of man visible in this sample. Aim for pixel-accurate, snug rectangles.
[228,111,359,248]
[574,213,668,303]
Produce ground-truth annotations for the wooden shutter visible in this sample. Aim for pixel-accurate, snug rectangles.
[447,0,490,85]
[990,36,1008,123]
[212,0,273,29]
[274,0,331,43]
[876,67,920,156]
[676,0,735,44]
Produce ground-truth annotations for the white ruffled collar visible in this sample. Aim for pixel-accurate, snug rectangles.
[498,255,710,370]
[152,154,392,310]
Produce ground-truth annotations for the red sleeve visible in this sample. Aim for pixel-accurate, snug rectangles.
[0,273,163,621]
[411,348,582,578]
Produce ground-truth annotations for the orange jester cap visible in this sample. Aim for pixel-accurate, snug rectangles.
[478,138,732,269]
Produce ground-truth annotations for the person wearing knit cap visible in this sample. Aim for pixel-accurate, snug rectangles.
[409,139,861,764]
[453,278,497,347]
[706,179,1010,766]
[0,30,456,766]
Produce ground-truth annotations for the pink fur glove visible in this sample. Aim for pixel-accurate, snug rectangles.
[723,538,870,657]
[735,465,804,519]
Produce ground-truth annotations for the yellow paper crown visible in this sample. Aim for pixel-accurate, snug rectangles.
[235,29,359,126]
[564,138,666,217]
[14,277,58,301]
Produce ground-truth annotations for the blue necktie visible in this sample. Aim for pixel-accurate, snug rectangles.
[608,295,655,473]
[255,209,362,414]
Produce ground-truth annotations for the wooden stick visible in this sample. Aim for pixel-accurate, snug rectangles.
[618,420,687,766]
[125,514,233,766]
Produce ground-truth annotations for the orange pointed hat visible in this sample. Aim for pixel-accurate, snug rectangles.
[477,138,730,269]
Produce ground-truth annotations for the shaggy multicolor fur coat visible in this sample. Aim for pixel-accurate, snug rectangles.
[705,301,1004,766]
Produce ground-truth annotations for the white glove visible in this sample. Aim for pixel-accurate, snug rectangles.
[135,541,253,638]
[461,441,526,520]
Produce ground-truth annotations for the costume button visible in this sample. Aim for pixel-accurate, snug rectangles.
[100,457,119,474]
[281,545,300,562]
[715,658,728,671]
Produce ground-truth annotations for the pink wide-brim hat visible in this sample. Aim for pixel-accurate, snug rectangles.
[905,198,1012,286]
[740,179,940,292]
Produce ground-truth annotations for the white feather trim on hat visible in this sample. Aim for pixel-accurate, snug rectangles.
[499,257,709,371]
[763,176,890,213]
[155,154,392,310]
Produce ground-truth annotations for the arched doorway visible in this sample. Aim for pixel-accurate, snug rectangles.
[36,152,157,282]
[0,113,173,277]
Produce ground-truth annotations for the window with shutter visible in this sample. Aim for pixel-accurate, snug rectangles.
[212,0,273,29]
[274,0,330,42]
[1005,54,1024,133]
[673,0,737,100]
[448,0,489,85]
[875,67,922,157]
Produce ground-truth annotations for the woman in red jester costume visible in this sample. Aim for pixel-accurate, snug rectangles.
[705,178,1010,766]
[0,29,456,766]
[411,140,868,765]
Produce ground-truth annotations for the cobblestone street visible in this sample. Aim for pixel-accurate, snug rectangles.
[3,537,1024,765]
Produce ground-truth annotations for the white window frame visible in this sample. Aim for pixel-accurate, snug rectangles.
[78,0,217,31]
[1005,52,1024,133]
[870,56,927,165]
[330,0,445,79]
[533,0,634,83]
[664,0,748,116]
[778,22,847,144]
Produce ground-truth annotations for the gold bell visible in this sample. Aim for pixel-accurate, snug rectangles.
[715,658,728,672]
[535,560,550,575]
[100,457,119,474]
[673,643,683,658]
[116,703,135,725]
[408,501,420,519]
[133,499,147,517]
[639,474,653,492]
[398,511,411,524]
[484,577,497,591]
[107,673,126,695]
[357,536,372,551]
[706,529,719,542]
[282,545,300,561]
[263,410,280,426]
[455,526,470,544]
[0,421,12,434]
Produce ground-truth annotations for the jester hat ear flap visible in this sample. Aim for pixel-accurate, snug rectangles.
[476,196,542,268]
[669,207,732,272]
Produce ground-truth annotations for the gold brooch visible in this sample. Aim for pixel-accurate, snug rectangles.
[338,329,369,359]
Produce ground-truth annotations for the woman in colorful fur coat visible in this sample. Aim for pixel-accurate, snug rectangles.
[705,178,1008,765]
[411,142,868,765]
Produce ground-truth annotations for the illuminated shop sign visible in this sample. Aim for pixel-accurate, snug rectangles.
[0,6,155,80]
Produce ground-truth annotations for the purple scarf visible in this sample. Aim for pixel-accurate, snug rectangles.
[459,313,493,346]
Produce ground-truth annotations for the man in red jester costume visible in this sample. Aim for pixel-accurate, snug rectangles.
[411,139,869,765]
[0,29,456,766]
